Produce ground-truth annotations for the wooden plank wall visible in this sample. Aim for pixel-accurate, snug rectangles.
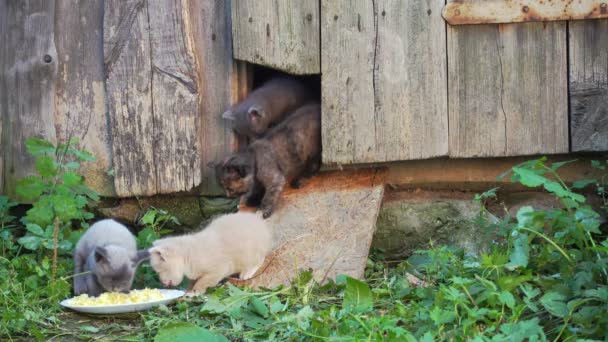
[232,0,320,74]
[321,0,448,164]
[569,20,608,152]
[448,21,569,157]
[1,0,239,198]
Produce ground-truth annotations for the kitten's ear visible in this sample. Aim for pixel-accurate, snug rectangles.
[222,109,235,121]
[149,246,166,262]
[247,105,264,123]
[132,249,151,267]
[94,246,108,263]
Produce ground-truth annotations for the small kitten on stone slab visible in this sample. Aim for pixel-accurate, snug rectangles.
[148,212,273,297]
[73,219,150,296]
[212,103,322,218]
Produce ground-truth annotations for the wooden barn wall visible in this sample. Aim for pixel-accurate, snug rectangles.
[321,0,449,164]
[231,0,320,75]
[447,21,569,157]
[0,0,240,198]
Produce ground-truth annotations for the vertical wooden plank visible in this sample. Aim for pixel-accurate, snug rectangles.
[0,0,58,196]
[104,0,156,197]
[190,0,243,194]
[147,0,201,194]
[448,21,568,157]
[54,0,115,196]
[376,0,448,161]
[570,20,608,152]
[321,0,448,165]
[232,0,320,74]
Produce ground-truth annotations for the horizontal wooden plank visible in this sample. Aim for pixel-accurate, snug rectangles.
[232,0,320,74]
[448,22,569,157]
[570,20,608,152]
[321,0,448,164]
[443,0,608,25]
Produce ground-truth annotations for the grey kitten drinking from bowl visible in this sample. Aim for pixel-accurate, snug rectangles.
[73,219,149,296]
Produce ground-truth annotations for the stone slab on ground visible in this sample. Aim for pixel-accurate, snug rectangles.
[236,168,385,288]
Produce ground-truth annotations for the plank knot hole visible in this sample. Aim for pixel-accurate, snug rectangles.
[43,54,52,63]
[522,5,530,13]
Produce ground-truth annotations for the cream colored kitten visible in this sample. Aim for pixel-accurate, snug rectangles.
[149,212,273,297]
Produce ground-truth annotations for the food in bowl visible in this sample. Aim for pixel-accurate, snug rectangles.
[69,288,164,306]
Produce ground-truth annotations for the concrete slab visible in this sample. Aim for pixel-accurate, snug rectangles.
[234,168,385,288]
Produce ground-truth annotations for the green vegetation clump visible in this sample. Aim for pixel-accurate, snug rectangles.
[0,139,606,341]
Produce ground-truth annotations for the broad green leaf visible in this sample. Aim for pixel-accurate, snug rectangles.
[69,149,96,161]
[516,206,535,228]
[343,276,373,312]
[506,233,529,270]
[543,181,585,203]
[200,295,226,314]
[498,291,516,309]
[540,292,569,318]
[550,159,577,171]
[575,206,601,234]
[26,199,55,226]
[572,179,595,189]
[429,306,456,325]
[154,322,227,342]
[18,236,43,250]
[140,210,157,226]
[250,296,269,318]
[25,223,44,236]
[16,176,47,201]
[25,137,55,155]
[498,318,545,342]
[64,161,80,169]
[35,156,57,178]
[591,160,605,170]
[62,172,82,186]
[512,167,545,187]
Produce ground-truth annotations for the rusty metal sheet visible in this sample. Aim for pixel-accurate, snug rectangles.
[443,0,608,25]
[231,168,386,288]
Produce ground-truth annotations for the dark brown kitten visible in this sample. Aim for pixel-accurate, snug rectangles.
[212,103,322,218]
[222,77,315,138]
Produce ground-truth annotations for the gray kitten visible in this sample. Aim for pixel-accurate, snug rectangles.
[73,219,149,296]
[222,77,315,138]
[212,103,322,218]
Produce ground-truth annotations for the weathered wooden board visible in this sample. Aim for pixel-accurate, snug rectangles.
[232,0,320,74]
[0,0,58,196]
[235,169,386,288]
[570,20,608,152]
[192,0,246,194]
[105,0,239,197]
[54,0,115,196]
[147,0,201,194]
[443,0,608,25]
[104,0,156,197]
[448,21,569,157]
[321,0,448,164]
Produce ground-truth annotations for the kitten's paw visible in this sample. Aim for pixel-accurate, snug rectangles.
[73,278,88,295]
[185,291,201,298]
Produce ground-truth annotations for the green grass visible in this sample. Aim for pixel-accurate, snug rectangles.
[1,145,607,341]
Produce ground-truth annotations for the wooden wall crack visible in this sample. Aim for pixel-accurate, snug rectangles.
[495,33,508,156]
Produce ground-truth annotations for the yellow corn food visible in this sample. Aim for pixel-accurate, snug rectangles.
[69,288,164,306]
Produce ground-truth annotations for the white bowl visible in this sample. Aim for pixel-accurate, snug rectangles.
[60,289,185,314]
